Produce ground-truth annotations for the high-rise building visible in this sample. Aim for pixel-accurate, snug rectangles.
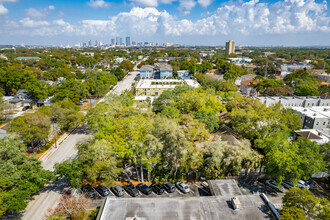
[132,41,137,46]
[225,40,235,55]
[126,36,131,46]
[111,38,115,46]
[116,37,120,46]
[88,40,92,47]
[119,38,123,45]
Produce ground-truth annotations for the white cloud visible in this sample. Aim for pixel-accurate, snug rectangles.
[87,0,111,8]
[20,17,50,28]
[198,0,212,8]
[159,0,176,4]
[178,0,197,15]
[0,4,8,15]
[25,5,55,19]
[0,0,329,43]
[25,8,45,19]
[130,0,159,7]
[0,0,18,15]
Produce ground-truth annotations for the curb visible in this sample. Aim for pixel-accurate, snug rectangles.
[39,127,77,161]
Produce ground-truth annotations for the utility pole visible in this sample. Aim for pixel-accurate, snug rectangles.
[265,58,268,78]
[194,61,196,75]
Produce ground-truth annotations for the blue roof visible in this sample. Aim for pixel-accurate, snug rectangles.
[15,57,41,60]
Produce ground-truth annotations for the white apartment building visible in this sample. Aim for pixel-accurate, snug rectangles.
[255,96,330,108]
[292,107,330,129]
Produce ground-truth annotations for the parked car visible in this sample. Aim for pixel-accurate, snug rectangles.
[297,180,310,190]
[163,182,175,193]
[111,184,125,197]
[124,184,139,197]
[151,184,164,195]
[26,148,38,154]
[22,106,30,111]
[176,182,190,193]
[137,183,152,195]
[81,184,97,198]
[282,181,294,189]
[265,180,284,193]
[95,185,110,197]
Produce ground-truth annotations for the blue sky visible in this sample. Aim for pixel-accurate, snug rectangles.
[0,0,329,46]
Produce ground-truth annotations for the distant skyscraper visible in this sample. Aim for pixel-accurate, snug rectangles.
[116,37,120,46]
[95,40,98,46]
[88,40,91,47]
[132,41,136,46]
[111,38,115,46]
[126,36,130,46]
[119,38,123,45]
[225,40,235,55]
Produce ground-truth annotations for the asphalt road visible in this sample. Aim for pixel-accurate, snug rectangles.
[22,126,91,220]
[113,70,138,95]
[22,66,140,220]
[41,126,90,171]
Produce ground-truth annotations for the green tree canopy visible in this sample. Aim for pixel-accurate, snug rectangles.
[281,188,330,220]
[295,84,318,96]
[52,78,90,103]
[8,111,51,147]
[0,138,53,216]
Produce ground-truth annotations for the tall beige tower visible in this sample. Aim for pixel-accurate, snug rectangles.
[225,40,235,55]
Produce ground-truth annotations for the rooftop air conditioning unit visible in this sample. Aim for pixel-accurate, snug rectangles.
[231,197,241,210]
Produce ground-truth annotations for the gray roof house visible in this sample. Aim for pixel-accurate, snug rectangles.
[8,89,33,106]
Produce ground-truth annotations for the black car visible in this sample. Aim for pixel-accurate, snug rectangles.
[22,106,30,111]
[81,184,97,198]
[111,184,124,197]
[95,185,110,197]
[151,184,164,195]
[124,184,139,197]
[137,183,152,195]
[163,182,175,193]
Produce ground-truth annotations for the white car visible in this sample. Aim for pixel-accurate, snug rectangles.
[297,180,310,190]
[176,182,190,193]
[282,180,310,190]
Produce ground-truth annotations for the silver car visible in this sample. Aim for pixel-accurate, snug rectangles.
[176,182,190,193]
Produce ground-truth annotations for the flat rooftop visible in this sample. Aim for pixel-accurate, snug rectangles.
[136,79,200,89]
[292,107,330,118]
[255,96,330,101]
[98,180,270,220]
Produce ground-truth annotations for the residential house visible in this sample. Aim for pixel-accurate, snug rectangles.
[205,69,220,75]
[254,96,330,108]
[235,74,256,86]
[292,107,330,129]
[8,89,33,107]
[159,64,173,78]
[139,65,154,78]
[294,129,329,145]
[240,79,259,96]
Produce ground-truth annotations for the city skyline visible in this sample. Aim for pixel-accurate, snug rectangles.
[0,0,329,46]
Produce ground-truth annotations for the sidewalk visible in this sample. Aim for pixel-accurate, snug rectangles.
[38,127,76,161]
